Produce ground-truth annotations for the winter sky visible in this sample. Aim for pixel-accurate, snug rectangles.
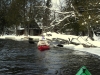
[51,0,65,11]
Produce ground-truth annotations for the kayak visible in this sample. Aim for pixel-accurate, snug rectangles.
[38,45,50,51]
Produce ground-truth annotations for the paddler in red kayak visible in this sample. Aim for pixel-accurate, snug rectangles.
[37,38,49,46]
[37,36,50,51]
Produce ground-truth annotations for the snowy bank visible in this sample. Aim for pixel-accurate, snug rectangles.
[1,33,100,57]
[45,32,100,56]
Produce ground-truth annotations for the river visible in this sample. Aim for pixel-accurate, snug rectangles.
[0,39,100,75]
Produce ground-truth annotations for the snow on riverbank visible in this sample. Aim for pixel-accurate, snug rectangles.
[0,35,26,41]
[44,32,100,56]
[1,32,100,57]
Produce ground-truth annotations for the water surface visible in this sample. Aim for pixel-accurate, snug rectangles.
[0,39,100,75]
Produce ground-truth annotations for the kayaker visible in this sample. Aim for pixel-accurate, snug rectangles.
[37,38,49,46]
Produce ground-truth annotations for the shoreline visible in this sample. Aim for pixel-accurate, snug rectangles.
[1,34,100,57]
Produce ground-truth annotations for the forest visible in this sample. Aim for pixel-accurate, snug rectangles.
[0,0,100,36]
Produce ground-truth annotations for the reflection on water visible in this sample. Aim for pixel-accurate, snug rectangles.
[0,39,100,75]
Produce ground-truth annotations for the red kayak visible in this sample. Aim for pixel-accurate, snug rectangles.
[38,45,50,51]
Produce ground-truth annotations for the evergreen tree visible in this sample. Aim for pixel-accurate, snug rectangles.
[72,0,100,36]
[56,0,100,35]
[0,0,12,35]
[42,0,52,32]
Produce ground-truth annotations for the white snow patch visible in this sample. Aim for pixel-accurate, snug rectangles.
[1,32,100,56]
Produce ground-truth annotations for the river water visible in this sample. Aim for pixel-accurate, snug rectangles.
[0,39,100,75]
